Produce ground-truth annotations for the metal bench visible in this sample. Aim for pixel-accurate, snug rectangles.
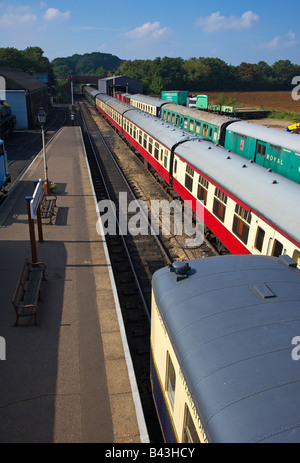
[40,193,57,224]
[11,258,47,326]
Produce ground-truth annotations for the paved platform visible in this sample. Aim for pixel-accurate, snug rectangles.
[0,126,149,443]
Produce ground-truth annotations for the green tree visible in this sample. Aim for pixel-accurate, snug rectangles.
[96,66,108,77]
[237,62,258,90]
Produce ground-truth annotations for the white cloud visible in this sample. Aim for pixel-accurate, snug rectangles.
[196,10,259,33]
[258,30,297,50]
[43,8,70,21]
[0,12,37,28]
[124,21,170,40]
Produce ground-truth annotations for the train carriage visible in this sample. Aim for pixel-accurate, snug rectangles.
[151,254,300,443]
[97,95,134,133]
[161,103,238,145]
[173,137,300,260]
[129,94,170,117]
[82,85,102,107]
[224,121,300,183]
[123,110,197,183]
[89,93,300,267]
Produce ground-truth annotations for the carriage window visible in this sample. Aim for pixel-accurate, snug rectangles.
[171,115,175,123]
[202,124,208,136]
[213,188,227,222]
[255,227,265,252]
[163,112,167,120]
[176,116,181,125]
[197,175,209,205]
[154,142,159,160]
[148,137,153,154]
[182,405,200,444]
[195,122,201,134]
[133,125,136,139]
[143,134,147,149]
[164,150,168,168]
[292,250,300,267]
[166,352,176,407]
[257,143,266,157]
[272,239,283,257]
[185,165,194,192]
[189,120,194,131]
[232,205,251,245]
[174,159,177,175]
[184,118,188,129]
[139,130,142,145]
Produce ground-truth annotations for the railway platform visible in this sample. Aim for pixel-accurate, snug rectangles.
[0,126,149,443]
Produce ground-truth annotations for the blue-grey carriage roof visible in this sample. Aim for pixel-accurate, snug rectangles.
[83,86,102,97]
[227,120,300,153]
[152,255,300,442]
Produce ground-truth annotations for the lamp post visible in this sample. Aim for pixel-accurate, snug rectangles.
[37,107,50,195]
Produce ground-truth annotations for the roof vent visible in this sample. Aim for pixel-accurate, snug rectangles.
[242,164,247,168]
[169,261,191,281]
[252,283,276,300]
[227,155,231,160]
[272,179,278,184]
[268,168,272,172]
[279,254,297,268]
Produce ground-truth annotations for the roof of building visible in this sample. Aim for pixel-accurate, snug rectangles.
[0,68,48,92]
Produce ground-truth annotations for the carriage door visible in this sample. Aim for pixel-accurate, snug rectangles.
[255,140,267,167]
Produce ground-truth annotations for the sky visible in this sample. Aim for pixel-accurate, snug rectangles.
[0,0,299,65]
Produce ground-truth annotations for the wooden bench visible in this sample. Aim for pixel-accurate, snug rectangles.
[11,258,47,326]
[40,193,57,224]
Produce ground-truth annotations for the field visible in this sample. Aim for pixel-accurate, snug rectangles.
[204,91,300,113]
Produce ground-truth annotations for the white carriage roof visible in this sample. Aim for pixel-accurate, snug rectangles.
[227,120,300,152]
[152,254,300,442]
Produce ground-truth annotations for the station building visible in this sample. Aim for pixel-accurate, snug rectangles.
[98,75,143,96]
[0,68,49,129]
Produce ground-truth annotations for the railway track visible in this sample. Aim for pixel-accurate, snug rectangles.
[77,99,218,442]
[77,101,164,442]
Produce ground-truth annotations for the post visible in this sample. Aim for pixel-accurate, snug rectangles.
[36,203,43,243]
[33,180,44,243]
[26,196,38,263]
[41,125,50,195]
[37,107,50,195]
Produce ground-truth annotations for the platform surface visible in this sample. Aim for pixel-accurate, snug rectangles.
[0,126,148,443]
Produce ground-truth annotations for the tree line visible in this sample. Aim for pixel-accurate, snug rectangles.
[0,48,299,94]
[116,57,300,94]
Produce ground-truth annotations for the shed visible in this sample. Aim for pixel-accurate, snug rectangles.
[0,68,49,129]
[98,75,143,96]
